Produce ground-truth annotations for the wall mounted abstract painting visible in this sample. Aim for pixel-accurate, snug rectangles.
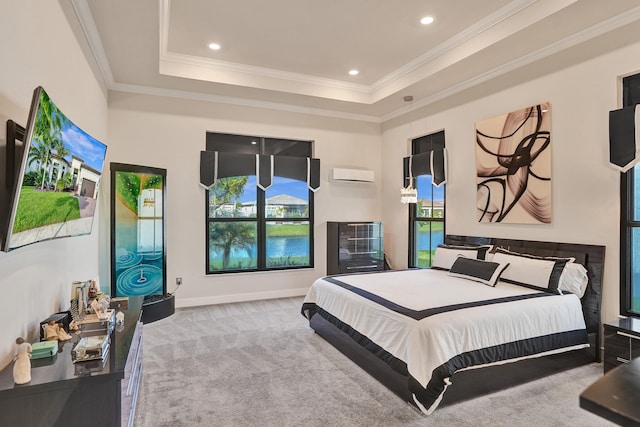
[475,102,552,224]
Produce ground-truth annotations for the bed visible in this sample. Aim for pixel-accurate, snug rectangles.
[301,235,605,414]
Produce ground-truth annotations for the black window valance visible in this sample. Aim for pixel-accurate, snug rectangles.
[402,148,447,187]
[200,151,320,192]
[609,105,640,172]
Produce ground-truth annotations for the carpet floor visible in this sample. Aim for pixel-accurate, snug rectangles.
[134,297,614,427]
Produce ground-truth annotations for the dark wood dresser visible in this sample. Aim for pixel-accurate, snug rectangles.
[0,296,143,427]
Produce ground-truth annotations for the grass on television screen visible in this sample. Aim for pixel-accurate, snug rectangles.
[13,186,81,233]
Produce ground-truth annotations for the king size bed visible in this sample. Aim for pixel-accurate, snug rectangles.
[301,235,605,414]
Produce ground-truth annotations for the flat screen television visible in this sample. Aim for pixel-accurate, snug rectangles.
[2,86,107,252]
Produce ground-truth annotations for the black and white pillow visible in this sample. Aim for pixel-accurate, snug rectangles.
[447,256,509,287]
[432,244,493,270]
[491,247,574,293]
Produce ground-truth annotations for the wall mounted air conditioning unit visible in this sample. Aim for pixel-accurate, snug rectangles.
[331,168,374,183]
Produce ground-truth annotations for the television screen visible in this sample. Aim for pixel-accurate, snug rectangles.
[2,86,107,251]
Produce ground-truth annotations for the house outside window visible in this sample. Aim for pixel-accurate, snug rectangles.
[205,132,314,274]
[408,131,445,268]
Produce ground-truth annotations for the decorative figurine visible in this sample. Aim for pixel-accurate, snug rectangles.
[43,320,57,340]
[56,324,72,341]
[44,320,72,341]
[115,308,125,326]
[87,280,99,299]
[43,320,59,340]
[115,303,125,332]
[13,337,32,384]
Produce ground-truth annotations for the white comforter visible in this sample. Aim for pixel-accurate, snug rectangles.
[302,269,588,414]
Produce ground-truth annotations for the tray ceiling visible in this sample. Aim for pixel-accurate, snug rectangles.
[70,0,640,122]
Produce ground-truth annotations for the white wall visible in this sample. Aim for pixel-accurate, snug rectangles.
[106,92,382,307]
[0,1,108,368]
[382,40,640,324]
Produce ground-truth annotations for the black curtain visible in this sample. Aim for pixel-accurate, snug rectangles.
[200,151,320,191]
[402,148,447,187]
[609,105,640,172]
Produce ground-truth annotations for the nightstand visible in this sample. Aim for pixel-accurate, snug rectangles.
[603,317,640,373]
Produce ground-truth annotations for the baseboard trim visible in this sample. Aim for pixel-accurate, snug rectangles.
[174,288,309,308]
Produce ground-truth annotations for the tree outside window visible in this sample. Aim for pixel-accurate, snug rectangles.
[205,133,314,274]
[408,131,445,268]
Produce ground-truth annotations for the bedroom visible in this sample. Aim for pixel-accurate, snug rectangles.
[0,0,637,425]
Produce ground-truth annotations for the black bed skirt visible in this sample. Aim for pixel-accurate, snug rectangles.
[309,312,597,409]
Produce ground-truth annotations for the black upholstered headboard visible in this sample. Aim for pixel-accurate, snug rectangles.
[445,235,606,357]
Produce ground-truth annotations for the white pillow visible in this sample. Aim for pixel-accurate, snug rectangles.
[432,244,492,270]
[558,262,589,297]
[491,248,574,293]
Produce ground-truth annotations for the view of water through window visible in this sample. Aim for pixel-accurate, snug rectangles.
[209,235,309,262]
[208,175,311,272]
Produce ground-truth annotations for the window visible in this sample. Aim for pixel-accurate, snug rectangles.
[408,131,446,268]
[621,73,640,316]
[205,133,314,274]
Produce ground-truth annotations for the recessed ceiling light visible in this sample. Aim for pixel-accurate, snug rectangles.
[420,16,434,25]
[208,43,221,50]
[348,69,359,76]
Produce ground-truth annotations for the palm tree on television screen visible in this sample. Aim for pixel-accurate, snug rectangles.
[32,89,68,190]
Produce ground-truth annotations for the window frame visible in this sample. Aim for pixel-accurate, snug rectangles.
[407,131,446,268]
[205,133,314,274]
[620,72,640,317]
[620,170,635,316]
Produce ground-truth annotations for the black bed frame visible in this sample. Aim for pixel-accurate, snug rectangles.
[310,235,606,408]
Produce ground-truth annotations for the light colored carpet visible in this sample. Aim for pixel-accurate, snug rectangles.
[134,297,615,427]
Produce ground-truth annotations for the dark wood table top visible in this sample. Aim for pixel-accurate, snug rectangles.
[0,296,142,398]
[580,357,640,426]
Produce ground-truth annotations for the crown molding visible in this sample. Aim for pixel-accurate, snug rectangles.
[158,0,371,103]
[70,0,115,87]
[109,81,383,123]
[72,0,640,124]
[370,0,537,93]
[159,53,372,104]
[157,0,538,102]
[159,52,371,94]
[381,4,640,122]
